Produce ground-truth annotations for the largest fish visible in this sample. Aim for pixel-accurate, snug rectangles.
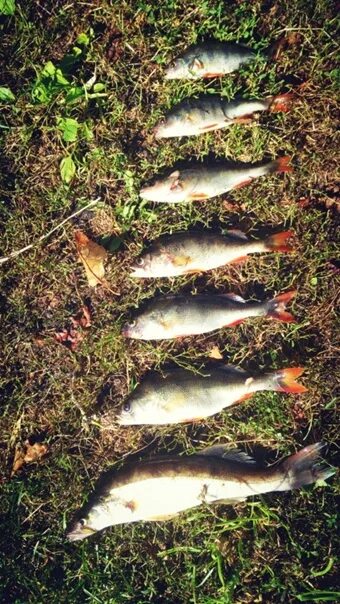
[67,443,334,541]
[165,41,258,79]
[140,157,292,203]
[117,364,307,425]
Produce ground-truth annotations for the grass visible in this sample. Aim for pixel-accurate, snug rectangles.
[0,0,339,602]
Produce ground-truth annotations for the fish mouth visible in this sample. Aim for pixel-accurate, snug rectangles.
[153,123,164,139]
[66,526,96,542]
[129,265,145,278]
[121,324,130,337]
[140,186,156,200]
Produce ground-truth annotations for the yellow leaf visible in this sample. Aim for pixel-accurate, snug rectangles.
[208,345,223,360]
[75,230,107,286]
[11,441,48,477]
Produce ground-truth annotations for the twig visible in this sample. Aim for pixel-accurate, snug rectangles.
[0,198,100,266]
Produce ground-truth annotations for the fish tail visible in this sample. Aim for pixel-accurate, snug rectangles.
[267,156,293,174]
[281,443,335,489]
[268,92,295,113]
[264,230,294,253]
[268,367,308,393]
[265,290,297,323]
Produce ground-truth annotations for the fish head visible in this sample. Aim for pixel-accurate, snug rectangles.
[66,517,97,542]
[117,384,161,425]
[154,115,185,139]
[121,316,147,339]
[164,57,188,80]
[140,170,185,203]
[129,251,155,278]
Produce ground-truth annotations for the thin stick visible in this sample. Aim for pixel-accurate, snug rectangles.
[0,198,100,266]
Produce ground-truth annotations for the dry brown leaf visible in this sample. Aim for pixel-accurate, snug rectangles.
[11,440,48,477]
[75,230,107,286]
[54,304,92,351]
[208,345,223,360]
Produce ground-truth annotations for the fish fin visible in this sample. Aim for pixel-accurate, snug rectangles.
[268,92,295,113]
[232,114,255,124]
[225,229,248,241]
[265,290,297,323]
[236,393,253,403]
[170,179,183,191]
[223,364,247,374]
[272,367,308,393]
[229,255,248,265]
[182,268,203,275]
[264,230,294,253]
[189,57,204,71]
[282,443,335,489]
[188,192,209,200]
[200,446,258,465]
[268,155,293,174]
[226,319,245,327]
[171,255,192,267]
[204,72,223,78]
[199,123,219,131]
[223,293,246,303]
[233,178,253,189]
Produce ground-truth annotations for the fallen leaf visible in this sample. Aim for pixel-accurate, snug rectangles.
[11,440,48,477]
[208,345,223,360]
[75,230,108,286]
[54,304,92,351]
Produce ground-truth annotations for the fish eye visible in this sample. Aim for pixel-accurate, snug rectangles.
[79,518,86,526]
[128,320,136,328]
[123,401,131,413]
[136,257,144,266]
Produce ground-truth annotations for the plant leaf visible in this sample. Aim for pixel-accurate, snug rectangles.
[75,230,107,286]
[11,441,48,476]
[0,86,15,102]
[0,0,15,15]
[57,117,80,142]
[60,156,76,184]
[208,345,223,360]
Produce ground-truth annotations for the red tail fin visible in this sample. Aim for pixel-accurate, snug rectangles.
[282,443,335,489]
[265,230,294,253]
[275,367,308,393]
[272,156,293,174]
[266,290,297,322]
[269,93,295,113]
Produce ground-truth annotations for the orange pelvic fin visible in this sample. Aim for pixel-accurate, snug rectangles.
[233,178,253,190]
[200,123,219,131]
[226,319,245,327]
[232,115,254,124]
[229,255,248,265]
[265,230,294,253]
[204,72,223,78]
[236,393,253,403]
[276,367,308,394]
[188,192,209,200]
[269,92,295,113]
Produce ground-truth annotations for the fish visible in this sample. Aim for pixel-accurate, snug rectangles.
[116,364,307,425]
[154,93,294,138]
[165,41,258,80]
[130,229,294,278]
[140,157,292,203]
[122,290,297,340]
[66,442,334,541]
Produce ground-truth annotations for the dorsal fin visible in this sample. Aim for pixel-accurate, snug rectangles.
[225,229,248,241]
[200,445,257,465]
[223,293,246,303]
[222,363,247,375]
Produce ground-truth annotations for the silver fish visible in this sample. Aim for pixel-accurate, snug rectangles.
[66,443,334,541]
[140,157,292,203]
[130,229,294,278]
[165,42,257,80]
[122,290,297,340]
[117,365,307,425]
[155,93,294,138]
